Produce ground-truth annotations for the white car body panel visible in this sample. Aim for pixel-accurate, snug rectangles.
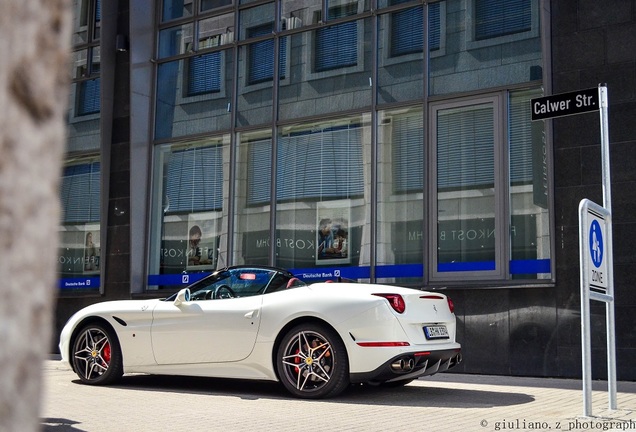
[150,295,263,364]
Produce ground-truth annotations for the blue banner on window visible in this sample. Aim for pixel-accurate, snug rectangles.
[59,277,101,290]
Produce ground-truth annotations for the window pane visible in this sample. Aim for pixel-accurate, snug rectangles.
[60,161,101,223]
[315,20,357,71]
[164,145,224,212]
[377,8,423,104]
[275,116,370,275]
[162,0,192,22]
[391,6,422,57]
[428,2,441,51]
[158,24,192,59]
[233,130,272,266]
[280,0,312,31]
[93,0,101,39]
[247,23,286,84]
[201,0,232,12]
[436,102,496,272]
[148,139,228,288]
[327,0,369,15]
[279,19,371,121]
[155,51,232,140]
[377,107,424,285]
[429,0,541,96]
[58,158,101,290]
[509,89,551,279]
[77,78,101,115]
[187,52,221,95]
[199,14,235,48]
[237,43,273,127]
[239,3,275,41]
[475,0,531,40]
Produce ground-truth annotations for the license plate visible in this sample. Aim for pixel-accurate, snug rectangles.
[424,325,449,340]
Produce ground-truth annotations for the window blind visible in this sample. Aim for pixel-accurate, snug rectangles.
[475,0,531,40]
[77,78,100,115]
[437,105,494,190]
[187,52,221,95]
[61,162,101,223]
[392,114,424,193]
[315,5,357,71]
[247,125,365,205]
[165,145,223,213]
[509,92,534,185]
[248,23,286,84]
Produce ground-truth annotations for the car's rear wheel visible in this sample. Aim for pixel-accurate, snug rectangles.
[71,323,123,385]
[276,323,349,399]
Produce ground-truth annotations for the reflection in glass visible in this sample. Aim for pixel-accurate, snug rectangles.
[377,107,424,284]
[376,5,424,104]
[274,115,371,270]
[201,0,232,12]
[155,50,232,140]
[233,130,272,266]
[162,0,193,22]
[158,24,193,59]
[199,14,235,48]
[436,102,496,271]
[58,157,101,291]
[278,19,372,121]
[509,89,551,279]
[429,0,541,96]
[149,139,229,288]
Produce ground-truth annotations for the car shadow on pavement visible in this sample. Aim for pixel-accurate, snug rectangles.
[99,374,534,408]
[41,417,86,432]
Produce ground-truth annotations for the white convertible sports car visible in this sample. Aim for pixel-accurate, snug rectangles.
[59,265,462,398]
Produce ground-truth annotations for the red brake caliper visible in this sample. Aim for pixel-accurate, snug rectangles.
[294,348,301,374]
[103,342,111,365]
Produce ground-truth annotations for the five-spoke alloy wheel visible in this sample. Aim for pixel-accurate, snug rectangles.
[71,324,123,385]
[276,324,349,399]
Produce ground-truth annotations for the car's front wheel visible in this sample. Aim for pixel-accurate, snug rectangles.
[71,323,123,385]
[276,323,349,399]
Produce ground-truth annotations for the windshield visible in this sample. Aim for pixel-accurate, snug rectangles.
[164,267,306,301]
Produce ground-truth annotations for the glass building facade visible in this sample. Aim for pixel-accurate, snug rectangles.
[60,0,549,292]
[56,0,636,380]
[133,0,549,291]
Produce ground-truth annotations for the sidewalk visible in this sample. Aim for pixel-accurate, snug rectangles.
[41,357,636,432]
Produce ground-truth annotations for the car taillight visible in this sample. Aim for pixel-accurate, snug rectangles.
[373,294,406,314]
[447,296,455,314]
[420,294,454,314]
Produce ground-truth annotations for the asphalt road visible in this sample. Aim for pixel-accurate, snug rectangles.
[41,358,636,432]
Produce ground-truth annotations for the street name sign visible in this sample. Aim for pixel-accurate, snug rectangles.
[531,87,599,121]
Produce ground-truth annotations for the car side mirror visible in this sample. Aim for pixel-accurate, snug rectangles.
[174,288,191,306]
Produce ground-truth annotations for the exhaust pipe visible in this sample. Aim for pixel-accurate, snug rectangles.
[391,357,415,373]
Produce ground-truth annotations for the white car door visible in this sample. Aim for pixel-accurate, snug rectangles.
[150,294,263,365]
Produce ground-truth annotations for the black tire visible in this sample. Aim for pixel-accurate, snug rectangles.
[276,323,349,399]
[71,323,123,385]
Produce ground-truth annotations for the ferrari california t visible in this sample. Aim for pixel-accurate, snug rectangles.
[59,265,462,398]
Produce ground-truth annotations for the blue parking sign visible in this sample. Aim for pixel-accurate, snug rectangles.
[589,219,604,268]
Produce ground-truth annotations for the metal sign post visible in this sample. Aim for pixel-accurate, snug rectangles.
[534,84,617,417]
[578,199,616,417]
[578,85,616,417]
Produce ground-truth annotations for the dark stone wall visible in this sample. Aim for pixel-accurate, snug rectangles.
[551,0,636,380]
